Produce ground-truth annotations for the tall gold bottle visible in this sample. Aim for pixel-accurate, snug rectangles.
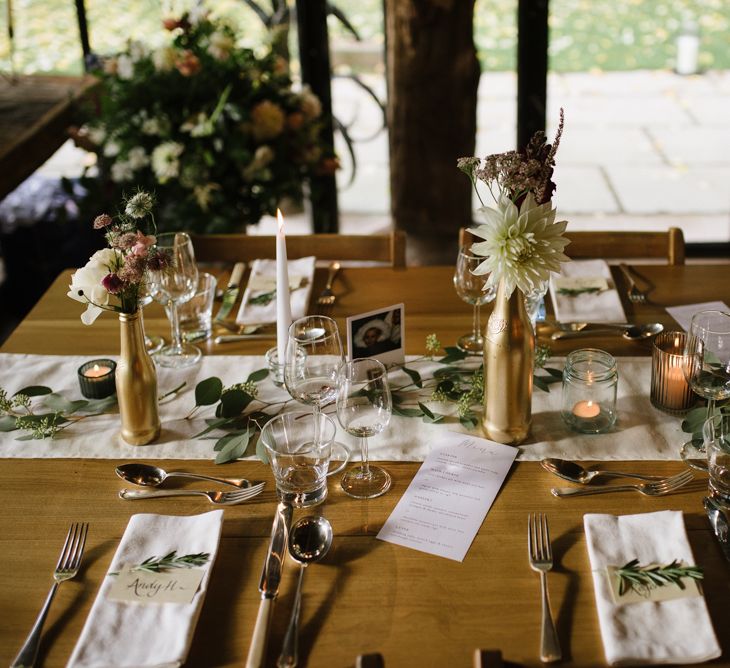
[116,311,161,445]
[483,280,534,444]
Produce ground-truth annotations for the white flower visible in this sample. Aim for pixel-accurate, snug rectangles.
[86,124,106,145]
[151,141,184,183]
[470,193,570,298]
[153,46,176,72]
[207,31,234,60]
[103,140,121,158]
[127,146,149,170]
[67,249,122,325]
[111,160,134,182]
[141,117,162,136]
[181,112,213,137]
[187,3,208,26]
[116,54,134,80]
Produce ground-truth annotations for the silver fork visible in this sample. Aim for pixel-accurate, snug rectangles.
[316,261,341,313]
[528,513,561,663]
[619,263,648,304]
[551,469,693,497]
[119,481,265,505]
[11,522,89,668]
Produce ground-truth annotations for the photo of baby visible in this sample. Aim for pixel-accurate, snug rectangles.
[347,304,405,366]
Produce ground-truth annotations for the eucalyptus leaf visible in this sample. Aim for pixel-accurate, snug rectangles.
[438,347,469,364]
[213,432,244,452]
[0,416,18,431]
[392,405,424,418]
[194,417,230,438]
[42,394,88,414]
[14,385,53,397]
[418,402,444,423]
[218,390,253,418]
[402,367,422,388]
[195,377,223,407]
[682,406,711,433]
[460,413,479,429]
[533,376,551,393]
[81,395,118,413]
[247,368,269,383]
[15,434,37,441]
[256,435,269,464]
[214,430,251,464]
[544,367,564,378]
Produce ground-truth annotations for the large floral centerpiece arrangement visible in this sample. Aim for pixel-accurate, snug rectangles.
[457,111,570,445]
[79,8,335,233]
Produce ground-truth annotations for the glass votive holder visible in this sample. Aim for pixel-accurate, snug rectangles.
[77,359,117,399]
[650,330,695,415]
[265,347,306,387]
[561,348,618,434]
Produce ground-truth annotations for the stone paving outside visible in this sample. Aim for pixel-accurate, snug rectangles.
[36,69,730,244]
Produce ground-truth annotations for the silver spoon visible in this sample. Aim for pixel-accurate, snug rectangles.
[277,516,333,668]
[551,322,663,341]
[541,458,667,484]
[115,462,252,488]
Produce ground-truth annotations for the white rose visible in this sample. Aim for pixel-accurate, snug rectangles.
[151,141,184,183]
[207,31,234,61]
[153,46,176,72]
[116,54,134,80]
[104,141,121,158]
[86,124,106,145]
[141,117,162,136]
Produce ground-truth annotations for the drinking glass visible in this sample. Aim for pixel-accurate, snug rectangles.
[284,315,344,431]
[453,246,496,354]
[704,412,730,505]
[681,310,730,465]
[337,358,392,499]
[149,232,201,368]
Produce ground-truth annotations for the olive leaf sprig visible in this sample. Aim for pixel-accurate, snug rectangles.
[616,559,704,597]
[0,386,117,440]
[132,551,210,573]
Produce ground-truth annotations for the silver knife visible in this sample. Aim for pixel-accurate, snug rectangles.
[214,261,245,322]
[245,501,293,668]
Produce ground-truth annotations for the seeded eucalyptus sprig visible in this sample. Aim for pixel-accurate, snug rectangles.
[616,558,704,597]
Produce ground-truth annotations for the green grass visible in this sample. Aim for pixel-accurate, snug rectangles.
[1,0,729,75]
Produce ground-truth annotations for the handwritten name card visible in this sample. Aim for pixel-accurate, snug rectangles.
[107,569,205,604]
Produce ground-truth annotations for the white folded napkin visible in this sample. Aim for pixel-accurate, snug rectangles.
[550,259,626,322]
[584,510,720,666]
[67,510,223,668]
[236,256,316,326]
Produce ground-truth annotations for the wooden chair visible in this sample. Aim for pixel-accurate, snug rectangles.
[459,227,685,265]
[191,231,407,267]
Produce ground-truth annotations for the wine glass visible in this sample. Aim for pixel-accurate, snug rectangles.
[137,287,164,354]
[149,232,201,368]
[453,246,496,354]
[284,315,344,426]
[681,310,730,465]
[336,358,392,499]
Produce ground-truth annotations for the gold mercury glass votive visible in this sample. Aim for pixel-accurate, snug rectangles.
[650,330,695,414]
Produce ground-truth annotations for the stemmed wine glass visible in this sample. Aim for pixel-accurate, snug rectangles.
[148,232,201,368]
[284,316,344,435]
[681,310,730,465]
[453,246,496,354]
[336,358,392,499]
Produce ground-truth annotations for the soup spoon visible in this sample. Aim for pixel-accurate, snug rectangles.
[115,462,252,488]
[541,458,667,484]
[277,516,333,668]
[551,322,663,341]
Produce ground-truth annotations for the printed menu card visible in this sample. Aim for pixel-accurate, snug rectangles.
[377,432,517,561]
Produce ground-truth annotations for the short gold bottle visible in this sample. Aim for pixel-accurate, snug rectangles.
[482,280,534,445]
[116,311,161,445]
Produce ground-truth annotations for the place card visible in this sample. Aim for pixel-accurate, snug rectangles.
[376,432,516,561]
[666,301,730,331]
[604,564,702,605]
[107,568,205,604]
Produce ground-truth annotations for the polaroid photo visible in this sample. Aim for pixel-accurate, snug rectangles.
[346,303,405,367]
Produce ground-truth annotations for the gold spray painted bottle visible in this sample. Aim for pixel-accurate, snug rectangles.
[482,280,534,444]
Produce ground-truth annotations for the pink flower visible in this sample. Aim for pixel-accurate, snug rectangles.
[147,250,170,271]
[101,273,124,294]
[115,232,138,249]
[131,230,156,257]
[119,255,145,284]
[93,214,113,229]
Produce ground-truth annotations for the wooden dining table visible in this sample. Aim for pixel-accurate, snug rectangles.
[1,263,730,667]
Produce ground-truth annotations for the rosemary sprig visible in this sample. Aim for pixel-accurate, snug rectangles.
[131,551,210,573]
[615,558,704,597]
[248,290,276,306]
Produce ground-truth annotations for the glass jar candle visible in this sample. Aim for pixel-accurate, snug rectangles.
[561,348,618,434]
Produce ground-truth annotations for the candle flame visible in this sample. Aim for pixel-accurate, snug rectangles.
[674,335,681,348]
[93,364,100,372]
[277,208,284,232]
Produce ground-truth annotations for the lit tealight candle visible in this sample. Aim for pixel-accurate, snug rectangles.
[572,400,600,419]
[78,359,117,399]
[83,364,112,378]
